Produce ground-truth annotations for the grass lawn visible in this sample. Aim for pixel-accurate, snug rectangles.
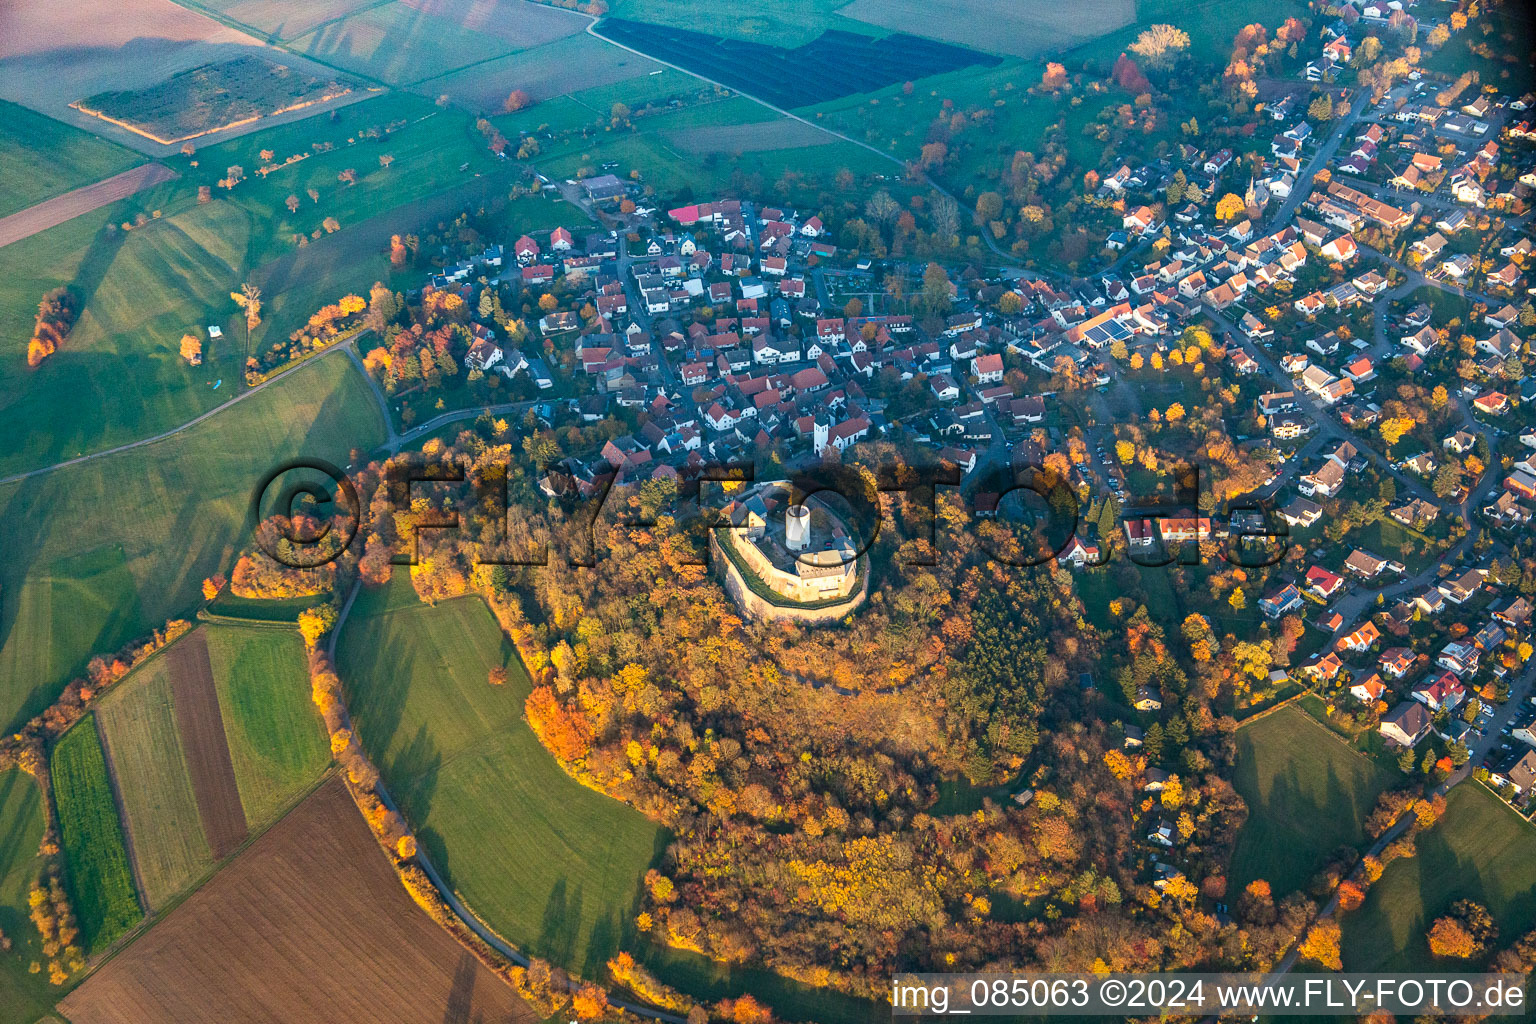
[1230,705,1395,898]
[0,770,57,1024]
[481,193,593,238]
[1342,784,1536,971]
[336,577,665,979]
[1351,518,1447,576]
[203,591,318,622]
[204,622,330,827]
[50,719,141,951]
[0,353,387,734]
[536,126,880,205]
[94,659,212,909]
[0,101,139,219]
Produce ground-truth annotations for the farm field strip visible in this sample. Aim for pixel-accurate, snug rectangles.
[58,778,539,1024]
[0,164,176,250]
[50,719,142,951]
[95,661,214,910]
[594,18,1001,110]
[166,631,249,858]
[204,621,331,828]
[0,100,142,221]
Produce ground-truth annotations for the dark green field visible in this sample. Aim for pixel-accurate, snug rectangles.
[1230,706,1395,898]
[50,719,141,951]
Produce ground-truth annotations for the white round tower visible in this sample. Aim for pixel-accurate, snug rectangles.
[785,504,811,551]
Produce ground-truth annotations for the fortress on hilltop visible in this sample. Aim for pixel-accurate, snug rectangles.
[712,481,867,623]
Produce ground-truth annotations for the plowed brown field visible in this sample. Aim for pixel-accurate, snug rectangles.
[59,777,537,1024]
[166,631,248,858]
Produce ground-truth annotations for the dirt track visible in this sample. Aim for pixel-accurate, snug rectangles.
[0,163,177,248]
[166,631,248,859]
[59,778,537,1024]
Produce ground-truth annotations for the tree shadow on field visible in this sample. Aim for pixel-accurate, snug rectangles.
[538,877,583,969]
[345,620,410,762]
[392,722,442,818]
[441,950,478,1024]
[583,909,619,980]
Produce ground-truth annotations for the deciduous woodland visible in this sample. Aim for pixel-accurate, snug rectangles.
[222,420,1472,1002]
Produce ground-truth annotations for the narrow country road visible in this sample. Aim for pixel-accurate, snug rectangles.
[0,341,360,488]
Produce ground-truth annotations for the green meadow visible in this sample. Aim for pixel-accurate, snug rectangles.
[337,578,664,978]
[0,101,139,219]
[0,353,386,733]
[1343,784,1536,971]
[1230,706,1395,898]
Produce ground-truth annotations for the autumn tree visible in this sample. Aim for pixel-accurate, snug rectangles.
[1298,920,1343,970]
[231,283,262,331]
[297,604,338,649]
[1215,193,1246,221]
[503,88,534,112]
[179,333,203,365]
[27,288,77,367]
[1427,916,1477,958]
[1130,24,1190,69]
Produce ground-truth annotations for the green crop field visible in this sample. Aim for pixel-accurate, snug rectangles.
[0,101,140,220]
[205,622,330,826]
[0,353,387,734]
[0,770,56,1024]
[604,0,861,46]
[50,719,141,952]
[337,578,665,977]
[1343,784,1536,971]
[1230,706,1395,898]
[95,660,212,909]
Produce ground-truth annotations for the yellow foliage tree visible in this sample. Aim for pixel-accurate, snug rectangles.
[1298,920,1343,970]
